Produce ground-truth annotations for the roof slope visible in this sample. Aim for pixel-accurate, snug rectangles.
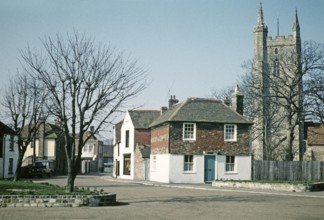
[129,110,160,129]
[150,98,251,127]
[0,121,16,135]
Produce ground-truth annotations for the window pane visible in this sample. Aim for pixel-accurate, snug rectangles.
[183,123,195,140]
[125,130,130,147]
[184,155,194,172]
[225,124,236,141]
[225,156,235,172]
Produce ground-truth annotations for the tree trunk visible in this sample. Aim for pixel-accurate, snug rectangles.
[13,145,27,182]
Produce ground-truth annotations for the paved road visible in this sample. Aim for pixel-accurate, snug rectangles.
[1,173,324,220]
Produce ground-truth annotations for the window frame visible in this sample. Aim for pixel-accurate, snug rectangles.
[123,154,131,175]
[9,135,15,151]
[8,158,14,174]
[183,123,196,141]
[125,130,130,148]
[183,155,194,173]
[224,124,237,142]
[225,155,236,172]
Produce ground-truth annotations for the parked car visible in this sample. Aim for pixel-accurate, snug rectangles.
[28,160,54,178]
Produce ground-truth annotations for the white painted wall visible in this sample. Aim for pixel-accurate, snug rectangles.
[117,111,135,180]
[150,154,251,183]
[0,158,3,178]
[169,154,205,183]
[216,155,251,180]
[3,135,19,179]
[24,139,56,161]
[150,154,170,183]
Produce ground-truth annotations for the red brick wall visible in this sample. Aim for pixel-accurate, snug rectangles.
[169,122,250,155]
[151,125,170,154]
[134,129,151,146]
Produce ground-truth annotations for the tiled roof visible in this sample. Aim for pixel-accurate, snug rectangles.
[150,97,252,127]
[0,121,16,135]
[129,110,160,129]
[308,125,324,145]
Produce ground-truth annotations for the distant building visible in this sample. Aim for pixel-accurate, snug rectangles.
[22,120,66,175]
[76,128,104,173]
[304,123,324,161]
[0,121,19,179]
[103,143,114,173]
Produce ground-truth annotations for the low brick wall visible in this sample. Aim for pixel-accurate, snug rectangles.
[0,194,116,208]
[212,181,309,192]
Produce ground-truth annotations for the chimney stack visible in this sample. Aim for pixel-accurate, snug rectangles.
[223,96,231,106]
[231,85,244,115]
[160,106,168,115]
[168,95,179,108]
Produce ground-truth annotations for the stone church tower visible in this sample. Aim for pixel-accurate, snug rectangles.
[251,4,303,161]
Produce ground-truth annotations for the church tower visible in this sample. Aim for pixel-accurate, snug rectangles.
[251,4,303,161]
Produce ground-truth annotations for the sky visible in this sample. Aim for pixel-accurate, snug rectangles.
[1,0,324,135]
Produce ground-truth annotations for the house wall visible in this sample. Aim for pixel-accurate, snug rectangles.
[133,146,148,180]
[135,129,151,146]
[150,154,170,183]
[2,135,19,179]
[169,122,250,155]
[0,158,3,178]
[216,155,251,180]
[151,125,170,154]
[117,112,135,180]
[24,139,56,163]
[169,154,204,183]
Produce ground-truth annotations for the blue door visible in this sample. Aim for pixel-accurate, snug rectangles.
[204,155,215,182]
[144,159,149,180]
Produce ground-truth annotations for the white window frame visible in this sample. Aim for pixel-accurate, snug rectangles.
[89,144,93,152]
[183,155,194,173]
[225,155,236,173]
[183,123,196,141]
[224,124,237,142]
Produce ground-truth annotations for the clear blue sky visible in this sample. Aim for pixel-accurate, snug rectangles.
[1,0,324,111]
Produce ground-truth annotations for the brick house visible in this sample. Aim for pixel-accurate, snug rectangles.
[0,121,18,179]
[113,110,160,180]
[304,124,324,161]
[149,91,252,183]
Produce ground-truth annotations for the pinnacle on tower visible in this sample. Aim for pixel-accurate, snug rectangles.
[293,9,300,31]
[257,3,264,26]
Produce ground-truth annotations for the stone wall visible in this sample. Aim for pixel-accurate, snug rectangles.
[0,194,116,208]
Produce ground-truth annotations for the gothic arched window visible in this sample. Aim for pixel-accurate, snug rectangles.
[273,59,279,76]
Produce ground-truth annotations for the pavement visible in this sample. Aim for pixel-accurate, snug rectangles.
[98,173,324,199]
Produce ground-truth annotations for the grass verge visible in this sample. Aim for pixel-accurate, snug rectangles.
[0,180,99,195]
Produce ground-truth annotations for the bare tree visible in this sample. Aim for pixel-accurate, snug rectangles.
[213,41,324,161]
[303,41,324,123]
[1,73,47,181]
[20,33,146,192]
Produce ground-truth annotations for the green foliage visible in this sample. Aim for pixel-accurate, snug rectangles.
[0,180,99,195]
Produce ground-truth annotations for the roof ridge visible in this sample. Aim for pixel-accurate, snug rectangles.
[168,99,188,120]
